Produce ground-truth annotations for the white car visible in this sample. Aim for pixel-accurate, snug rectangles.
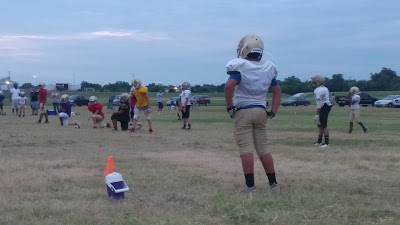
[393,97,400,108]
[374,95,400,108]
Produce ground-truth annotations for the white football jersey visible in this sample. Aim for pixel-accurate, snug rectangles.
[350,94,360,109]
[180,90,191,106]
[18,96,27,106]
[314,86,332,108]
[226,58,278,108]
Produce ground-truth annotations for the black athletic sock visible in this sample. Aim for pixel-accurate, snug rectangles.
[317,135,323,144]
[349,122,353,133]
[325,136,330,145]
[244,173,255,187]
[358,122,366,131]
[266,173,277,186]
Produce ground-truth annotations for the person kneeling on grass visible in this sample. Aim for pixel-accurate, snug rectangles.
[58,94,80,128]
[111,93,131,131]
[87,96,105,128]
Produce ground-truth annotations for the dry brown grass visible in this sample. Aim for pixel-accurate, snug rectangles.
[0,105,399,225]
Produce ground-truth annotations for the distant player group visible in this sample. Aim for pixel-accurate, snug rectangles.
[0,34,369,193]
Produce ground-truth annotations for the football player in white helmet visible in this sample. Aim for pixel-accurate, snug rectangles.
[348,86,368,133]
[224,34,281,192]
[180,82,192,130]
[130,78,153,133]
[111,93,131,131]
[310,75,332,147]
[17,91,28,117]
[87,96,105,128]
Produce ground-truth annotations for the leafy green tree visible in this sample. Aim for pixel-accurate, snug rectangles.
[102,81,131,92]
[279,76,308,95]
[81,81,102,91]
[20,83,34,90]
[370,67,399,91]
[325,74,347,92]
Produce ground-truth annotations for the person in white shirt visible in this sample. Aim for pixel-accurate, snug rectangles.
[348,86,368,133]
[310,75,332,148]
[10,83,21,115]
[180,82,192,129]
[17,91,28,117]
[224,34,281,192]
[156,89,164,115]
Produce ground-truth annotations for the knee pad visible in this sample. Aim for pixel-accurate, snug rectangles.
[146,115,151,120]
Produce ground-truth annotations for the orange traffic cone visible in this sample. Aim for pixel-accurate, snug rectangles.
[104,156,115,176]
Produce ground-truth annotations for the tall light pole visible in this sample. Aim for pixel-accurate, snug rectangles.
[33,75,37,86]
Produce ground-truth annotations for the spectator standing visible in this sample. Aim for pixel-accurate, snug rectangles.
[30,88,39,116]
[37,82,49,123]
[51,88,61,113]
[0,91,5,115]
[10,83,20,115]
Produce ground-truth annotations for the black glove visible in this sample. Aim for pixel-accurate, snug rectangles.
[266,111,275,119]
[227,106,237,118]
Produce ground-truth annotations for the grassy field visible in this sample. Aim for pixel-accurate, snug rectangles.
[0,97,400,224]
[2,90,400,108]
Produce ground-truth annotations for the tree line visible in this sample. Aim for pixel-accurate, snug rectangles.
[18,67,398,94]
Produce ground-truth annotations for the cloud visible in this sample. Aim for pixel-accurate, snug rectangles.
[0,30,170,41]
[0,30,170,60]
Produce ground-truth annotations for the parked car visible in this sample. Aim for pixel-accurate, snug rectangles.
[69,95,89,106]
[191,95,211,106]
[335,92,378,107]
[281,96,310,106]
[167,97,179,106]
[112,95,122,106]
[393,97,400,108]
[374,95,400,108]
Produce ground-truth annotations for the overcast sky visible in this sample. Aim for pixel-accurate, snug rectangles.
[1,0,399,86]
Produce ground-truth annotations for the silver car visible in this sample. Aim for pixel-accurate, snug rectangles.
[374,95,400,108]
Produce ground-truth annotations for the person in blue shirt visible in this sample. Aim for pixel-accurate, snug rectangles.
[58,94,80,128]
[0,90,5,115]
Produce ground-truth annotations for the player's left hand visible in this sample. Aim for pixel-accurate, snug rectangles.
[227,106,237,118]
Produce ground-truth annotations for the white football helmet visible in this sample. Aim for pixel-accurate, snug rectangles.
[182,82,190,90]
[237,34,264,60]
[133,78,142,89]
[38,82,45,87]
[61,94,70,102]
[20,92,25,96]
[309,75,326,88]
[89,96,97,102]
[349,86,360,95]
[121,93,130,102]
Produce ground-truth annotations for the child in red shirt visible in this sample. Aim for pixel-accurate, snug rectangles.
[87,96,105,128]
[37,82,49,123]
